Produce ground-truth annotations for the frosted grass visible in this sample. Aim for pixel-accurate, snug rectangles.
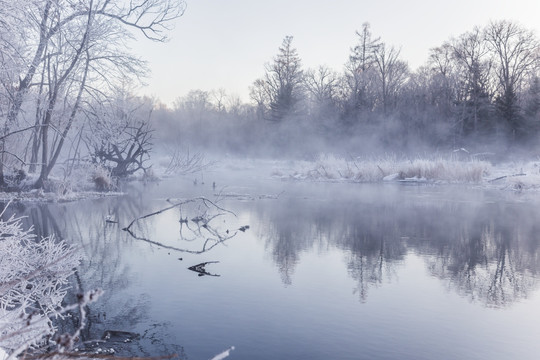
[277,154,492,184]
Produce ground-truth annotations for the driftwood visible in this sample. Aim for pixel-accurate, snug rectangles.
[121,197,245,255]
[122,197,236,232]
[488,173,526,183]
[188,261,220,277]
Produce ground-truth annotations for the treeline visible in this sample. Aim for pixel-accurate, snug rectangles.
[2,9,540,191]
[156,20,540,159]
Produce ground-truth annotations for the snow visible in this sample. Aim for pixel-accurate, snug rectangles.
[0,189,124,203]
[383,173,400,181]
[156,153,540,192]
[0,212,82,356]
[261,154,540,191]
[4,154,540,206]
[209,346,235,360]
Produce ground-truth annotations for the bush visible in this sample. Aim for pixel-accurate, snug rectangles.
[0,207,84,357]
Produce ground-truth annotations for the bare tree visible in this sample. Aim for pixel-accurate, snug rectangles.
[0,0,185,189]
[451,28,494,137]
[85,91,154,178]
[428,42,457,117]
[484,20,540,139]
[249,78,271,120]
[303,65,339,105]
[303,65,340,128]
[373,44,409,115]
[210,88,228,113]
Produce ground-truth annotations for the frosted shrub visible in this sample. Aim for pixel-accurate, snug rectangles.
[91,165,114,191]
[305,154,354,180]
[56,162,115,193]
[0,209,82,358]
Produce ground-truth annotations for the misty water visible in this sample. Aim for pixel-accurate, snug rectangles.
[9,166,540,360]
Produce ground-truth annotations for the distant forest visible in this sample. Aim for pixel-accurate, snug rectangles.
[2,2,540,190]
[155,21,540,159]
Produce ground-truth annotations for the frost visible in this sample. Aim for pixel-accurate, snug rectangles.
[0,205,83,358]
[382,173,400,181]
[209,346,235,360]
[275,154,491,184]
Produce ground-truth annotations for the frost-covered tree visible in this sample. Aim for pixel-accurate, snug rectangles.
[85,89,154,178]
[0,0,185,189]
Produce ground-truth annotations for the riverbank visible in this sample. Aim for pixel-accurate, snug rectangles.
[263,155,540,191]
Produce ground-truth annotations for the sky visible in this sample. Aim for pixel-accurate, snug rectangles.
[132,0,540,107]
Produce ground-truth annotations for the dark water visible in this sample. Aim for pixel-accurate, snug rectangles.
[8,171,540,360]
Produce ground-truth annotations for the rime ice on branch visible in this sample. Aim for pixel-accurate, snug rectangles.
[0,205,88,358]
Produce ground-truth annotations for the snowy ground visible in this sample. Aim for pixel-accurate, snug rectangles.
[210,154,540,192]
[0,164,125,203]
[3,153,540,204]
[0,188,125,203]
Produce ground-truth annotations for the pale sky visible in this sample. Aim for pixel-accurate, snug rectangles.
[132,0,540,107]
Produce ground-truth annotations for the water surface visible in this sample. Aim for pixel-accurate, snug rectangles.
[9,172,540,360]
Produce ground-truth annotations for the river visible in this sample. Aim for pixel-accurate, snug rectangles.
[7,167,540,360]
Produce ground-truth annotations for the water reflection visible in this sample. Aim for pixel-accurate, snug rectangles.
[1,189,181,356]
[259,188,540,306]
[4,181,540,359]
[421,202,540,307]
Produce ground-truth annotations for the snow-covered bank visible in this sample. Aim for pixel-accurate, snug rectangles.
[4,154,540,203]
[265,155,540,191]
[0,164,125,203]
[0,189,124,203]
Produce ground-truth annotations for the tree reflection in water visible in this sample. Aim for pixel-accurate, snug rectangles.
[260,190,540,306]
[5,182,540,360]
[421,202,540,307]
[1,188,183,356]
[338,206,407,302]
[259,199,314,285]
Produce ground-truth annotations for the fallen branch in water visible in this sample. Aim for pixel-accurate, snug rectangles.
[488,173,526,183]
[122,197,236,232]
[121,197,246,257]
[188,261,220,277]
